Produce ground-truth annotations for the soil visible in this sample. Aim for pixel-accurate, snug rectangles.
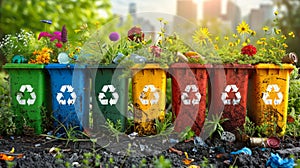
[0,130,299,168]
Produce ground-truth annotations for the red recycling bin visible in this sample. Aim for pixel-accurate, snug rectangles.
[208,64,253,133]
[170,63,211,135]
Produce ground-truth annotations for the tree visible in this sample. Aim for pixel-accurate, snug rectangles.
[0,0,113,65]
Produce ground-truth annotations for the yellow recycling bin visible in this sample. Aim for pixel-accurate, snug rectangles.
[131,64,167,136]
[247,64,295,136]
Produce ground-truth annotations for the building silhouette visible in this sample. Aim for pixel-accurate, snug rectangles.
[249,4,273,31]
[176,0,198,22]
[203,0,222,20]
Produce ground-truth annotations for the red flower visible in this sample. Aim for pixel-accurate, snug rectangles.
[55,42,63,48]
[128,26,144,42]
[241,44,257,56]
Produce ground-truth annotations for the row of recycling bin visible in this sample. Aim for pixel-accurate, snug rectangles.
[3,63,295,136]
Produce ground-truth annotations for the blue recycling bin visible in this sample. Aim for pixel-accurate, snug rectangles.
[45,64,90,132]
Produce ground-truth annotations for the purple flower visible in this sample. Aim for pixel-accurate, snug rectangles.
[109,32,120,41]
[38,32,52,40]
[61,25,68,43]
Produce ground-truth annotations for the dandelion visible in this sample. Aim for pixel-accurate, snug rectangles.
[236,21,250,35]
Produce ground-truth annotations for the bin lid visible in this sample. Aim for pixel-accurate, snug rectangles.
[131,63,168,70]
[3,63,44,69]
[255,63,295,70]
[45,64,87,69]
[170,63,212,69]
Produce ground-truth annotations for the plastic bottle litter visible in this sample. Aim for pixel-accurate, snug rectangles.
[194,136,208,147]
[130,54,147,63]
[230,147,252,155]
[112,52,125,64]
[249,137,268,147]
[58,52,70,64]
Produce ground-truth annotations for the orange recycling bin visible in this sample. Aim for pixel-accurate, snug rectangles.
[131,64,167,136]
[247,64,295,136]
[169,63,211,135]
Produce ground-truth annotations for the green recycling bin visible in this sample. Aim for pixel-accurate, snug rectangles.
[88,65,128,132]
[3,63,50,134]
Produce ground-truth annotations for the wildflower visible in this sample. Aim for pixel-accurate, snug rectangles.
[150,45,162,57]
[109,32,120,42]
[274,10,278,16]
[282,43,288,48]
[241,44,257,56]
[263,26,269,32]
[61,25,68,43]
[275,29,281,35]
[224,36,229,41]
[50,31,62,42]
[236,21,250,35]
[288,32,295,38]
[38,32,52,40]
[128,26,144,42]
[192,27,211,45]
[56,42,63,48]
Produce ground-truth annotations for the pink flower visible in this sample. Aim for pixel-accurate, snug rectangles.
[50,31,62,42]
[241,44,257,56]
[150,45,162,57]
[38,32,52,40]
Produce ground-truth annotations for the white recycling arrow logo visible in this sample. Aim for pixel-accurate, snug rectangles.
[262,84,283,105]
[139,85,160,105]
[181,84,201,106]
[56,85,77,105]
[98,85,119,106]
[16,85,36,105]
[221,85,241,105]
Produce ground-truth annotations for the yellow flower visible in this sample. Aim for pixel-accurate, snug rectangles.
[281,35,287,40]
[224,36,229,40]
[274,10,278,16]
[246,38,251,43]
[129,46,134,49]
[249,30,256,36]
[242,42,247,46]
[236,21,250,35]
[168,38,173,45]
[289,31,295,38]
[192,27,211,45]
[275,29,281,35]
[215,36,220,41]
[262,26,269,32]
[228,42,234,47]
[232,34,238,38]
[282,43,288,48]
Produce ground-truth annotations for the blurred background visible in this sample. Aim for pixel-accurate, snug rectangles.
[0,0,299,66]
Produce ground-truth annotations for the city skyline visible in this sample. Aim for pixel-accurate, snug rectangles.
[111,0,273,20]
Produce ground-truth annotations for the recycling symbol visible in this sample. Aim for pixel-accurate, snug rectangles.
[56,85,77,105]
[139,85,160,105]
[98,85,119,105]
[181,84,201,105]
[262,84,283,105]
[16,85,36,106]
[221,85,241,105]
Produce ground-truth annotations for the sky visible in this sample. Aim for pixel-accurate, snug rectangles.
[111,0,273,19]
